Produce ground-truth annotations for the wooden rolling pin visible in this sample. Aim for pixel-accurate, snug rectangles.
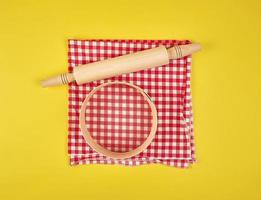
[41,43,201,87]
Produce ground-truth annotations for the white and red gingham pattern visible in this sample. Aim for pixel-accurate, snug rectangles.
[85,83,153,152]
[68,39,195,168]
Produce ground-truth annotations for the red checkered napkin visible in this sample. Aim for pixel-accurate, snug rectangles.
[68,39,196,168]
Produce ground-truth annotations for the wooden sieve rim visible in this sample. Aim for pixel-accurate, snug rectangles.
[79,81,158,159]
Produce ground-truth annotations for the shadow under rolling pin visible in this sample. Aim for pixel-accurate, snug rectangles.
[41,43,201,87]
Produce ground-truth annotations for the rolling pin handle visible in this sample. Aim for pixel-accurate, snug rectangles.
[167,43,201,59]
[41,73,75,87]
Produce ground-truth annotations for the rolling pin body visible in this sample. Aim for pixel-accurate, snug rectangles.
[74,46,168,84]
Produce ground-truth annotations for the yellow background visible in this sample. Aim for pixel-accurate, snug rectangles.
[0,0,261,199]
